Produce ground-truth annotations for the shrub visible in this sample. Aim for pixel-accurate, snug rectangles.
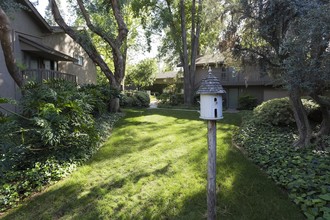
[158,93,170,104]
[0,79,124,212]
[157,92,184,106]
[252,97,322,127]
[79,84,120,116]
[253,98,295,126]
[169,93,184,106]
[120,94,134,107]
[20,80,98,154]
[238,95,258,110]
[120,91,150,108]
[135,91,150,107]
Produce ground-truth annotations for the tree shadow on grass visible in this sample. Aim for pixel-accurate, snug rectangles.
[2,162,174,219]
[2,109,304,219]
[164,149,305,220]
[3,148,304,219]
[92,109,206,163]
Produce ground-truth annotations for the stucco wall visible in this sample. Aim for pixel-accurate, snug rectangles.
[43,33,97,85]
[264,88,288,101]
[9,9,49,38]
[0,9,39,111]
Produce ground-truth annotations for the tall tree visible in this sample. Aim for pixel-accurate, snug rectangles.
[282,2,330,139]
[132,0,203,105]
[0,3,23,88]
[220,0,330,148]
[49,0,128,112]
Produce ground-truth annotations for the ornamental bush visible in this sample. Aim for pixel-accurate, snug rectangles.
[120,91,150,108]
[19,80,99,154]
[135,91,150,107]
[79,84,120,116]
[0,79,123,212]
[252,97,321,127]
[253,98,295,126]
[157,92,184,106]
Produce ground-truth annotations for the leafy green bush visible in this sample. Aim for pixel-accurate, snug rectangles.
[253,97,321,127]
[134,91,150,107]
[79,84,120,116]
[0,80,123,212]
[252,97,295,126]
[20,80,98,153]
[234,114,330,219]
[158,93,170,104]
[120,94,134,107]
[120,91,150,108]
[238,95,258,110]
[158,92,184,106]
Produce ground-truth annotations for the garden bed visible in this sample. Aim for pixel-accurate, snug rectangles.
[234,112,330,220]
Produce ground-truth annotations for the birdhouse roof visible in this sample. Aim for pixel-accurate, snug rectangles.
[196,72,226,94]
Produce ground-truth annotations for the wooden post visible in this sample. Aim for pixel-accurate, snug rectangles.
[207,120,217,220]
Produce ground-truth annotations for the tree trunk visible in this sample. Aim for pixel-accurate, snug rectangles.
[189,0,202,106]
[0,7,23,88]
[51,0,128,113]
[180,0,192,106]
[109,79,121,113]
[317,109,330,136]
[110,97,120,113]
[310,94,330,137]
[289,87,312,148]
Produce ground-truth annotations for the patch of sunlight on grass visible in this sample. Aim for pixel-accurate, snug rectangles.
[222,174,235,191]
[2,109,304,220]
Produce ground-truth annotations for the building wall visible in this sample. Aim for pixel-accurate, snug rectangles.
[195,64,286,109]
[264,88,288,101]
[0,9,41,111]
[195,64,272,88]
[43,33,97,85]
[1,6,97,114]
[9,9,49,39]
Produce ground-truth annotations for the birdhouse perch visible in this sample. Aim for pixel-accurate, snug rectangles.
[196,67,226,120]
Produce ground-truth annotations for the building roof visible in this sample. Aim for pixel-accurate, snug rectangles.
[156,71,180,79]
[195,54,225,66]
[177,53,225,67]
[19,36,77,62]
[18,0,52,33]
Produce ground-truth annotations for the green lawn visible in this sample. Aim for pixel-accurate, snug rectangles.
[2,109,304,219]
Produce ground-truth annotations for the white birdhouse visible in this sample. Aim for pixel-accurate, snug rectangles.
[196,68,226,120]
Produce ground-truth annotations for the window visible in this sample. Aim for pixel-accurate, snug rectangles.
[73,54,84,66]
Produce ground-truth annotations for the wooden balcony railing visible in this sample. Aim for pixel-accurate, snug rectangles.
[22,69,77,84]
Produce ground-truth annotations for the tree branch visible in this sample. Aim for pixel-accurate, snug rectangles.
[49,0,115,83]
[110,0,128,44]
[76,0,117,49]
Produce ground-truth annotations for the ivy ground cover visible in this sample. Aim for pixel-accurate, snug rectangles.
[234,113,330,220]
[2,109,303,219]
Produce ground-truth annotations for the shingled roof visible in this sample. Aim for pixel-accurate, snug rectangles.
[196,68,226,94]
[195,54,225,66]
[156,71,181,79]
